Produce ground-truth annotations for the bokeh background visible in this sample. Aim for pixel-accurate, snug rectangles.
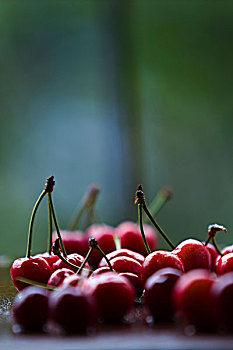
[0,1,232,259]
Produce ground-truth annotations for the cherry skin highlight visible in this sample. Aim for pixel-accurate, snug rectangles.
[119,272,144,298]
[173,239,211,271]
[47,268,75,288]
[109,256,142,277]
[142,251,184,283]
[216,253,233,275]
[11,257,52,291]
[52,253,89,273]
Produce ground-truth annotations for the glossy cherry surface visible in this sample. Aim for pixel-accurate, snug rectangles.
[47,268,75,288]
[52,230,89,256]
[52,253,89,273]
[99,248,145,267]
[216,252,233,275]
[173,239,211,271]
[11,257,52,291]
[142,250,184,283]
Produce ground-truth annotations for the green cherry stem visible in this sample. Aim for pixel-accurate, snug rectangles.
[47,191,67,257]
[89,237,113,271]
[135,184,175,250]
[16,277,57,291]
[212,237,223,257]
[77,246,94,275]
[26,189,47,258]
[68,184,100,231]
[138,203,151,254]
[145,186,173,223]
[47,195,53,255]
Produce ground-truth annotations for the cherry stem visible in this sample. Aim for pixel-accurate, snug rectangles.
[47,192,67,257]
[16,277,57,291]
[77,246,94,274]
[26,189,47,258]
[211,237,223,257]
[205,224,227,257]
[47,195,53,254]
[135,184,175,250]
[145,186,173,223]
[138,203,151,254]
[89,237,113,271]
[68,184,100,231]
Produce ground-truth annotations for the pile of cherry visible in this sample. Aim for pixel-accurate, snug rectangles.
[10,177,233,335]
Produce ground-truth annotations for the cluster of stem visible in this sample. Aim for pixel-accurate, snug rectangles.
[205,224,227,257]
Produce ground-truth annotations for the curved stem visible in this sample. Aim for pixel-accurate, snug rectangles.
[96,245,113,271]
[211,237,223,257]
[145,187,173,223]
[57,252,91,272]
[26,189,47,258]
[143,203,175,250]
[205,236,211,246]
[16,277,56,291]
[77,247,94,274]
[47,195,53,254]
[138,203,151,254]
[47,192,67,257]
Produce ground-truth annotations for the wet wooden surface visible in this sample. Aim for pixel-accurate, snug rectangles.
[1,267,233,350]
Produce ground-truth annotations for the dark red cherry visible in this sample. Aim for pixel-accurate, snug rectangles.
[11,257,52,291]
[52,230,89,256]
[142,251,184,283]
[11,286,49,332]
[172,269,215,330]
[82,272,135,322]
[144,268,183,322]
[48,287,97,334]
[173,239,211,271]
[119,272,144,298]
[52,253,89,273]
[60,274,83,289]
[205,243,219,272]
[116,221,158,256]
[91,266,112,277]
[35,252,59,270]
[109,256,142,277]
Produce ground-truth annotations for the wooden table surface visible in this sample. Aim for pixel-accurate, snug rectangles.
[1,267,233,350]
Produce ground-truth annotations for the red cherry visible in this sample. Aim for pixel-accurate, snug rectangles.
[60,274,83,289]
[52,253,89,273]
[172,269,215,330]
[47,268,75,288]
[11,286,49,332]
[48,287,97,334]
[144,268,183,322]
[119,272,144,298]
[11,257,52,291]
[35,252,59,270]
[210,272,233,331]
[173,239,211,271]
[142,250,184,283]
[99,248,145,267]
[82,272,135,322]
[52,230,89,256]
[109,256,142,277]
[216,253,233,275]
[91,267,112,277]
[116,221,158,256]
[86,224,116,268]
[221,244,233,256]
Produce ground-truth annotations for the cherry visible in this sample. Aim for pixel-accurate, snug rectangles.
[52,253,89,273]
[221,244,233,256]
[119,272,144,298]
[205,243,219,272]
[210,272,233,331]
[35,252,59,269]
[109,256,142,277]
[142,250,184,283]
[48,287,97,334]
[172,269,215,330]
[82,272,135,322]
[173,239,211,271]
[11,257,52,291]
[116,221,158,256]
[52,230,89,256]
[99,248,145,267]
[47,268,75,288]
[11,286,49,332]
[91,266,112,277]
[144,268,183,322]
[86,224,116,268]
[216,253,233,275]
[60,274,83,289]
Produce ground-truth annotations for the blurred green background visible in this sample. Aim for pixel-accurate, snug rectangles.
[0,1,232,258]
